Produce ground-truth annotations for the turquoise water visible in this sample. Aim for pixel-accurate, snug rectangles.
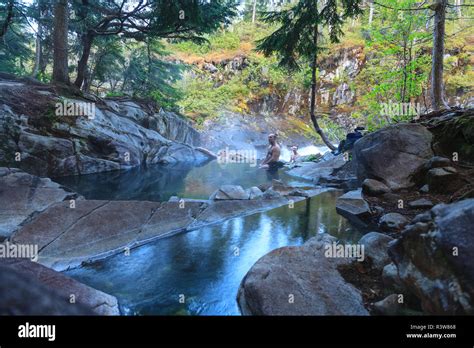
[65,190,362,315]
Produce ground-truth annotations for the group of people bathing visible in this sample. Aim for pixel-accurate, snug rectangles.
[259,127,365,173]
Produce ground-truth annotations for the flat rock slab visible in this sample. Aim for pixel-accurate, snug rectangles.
[0,167,78,238]
[12,200,205,270]
[12,188,326,271]
[0,258,119,315]
[237,234,369,315]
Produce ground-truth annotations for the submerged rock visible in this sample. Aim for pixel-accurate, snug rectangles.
[286,155,346,183]
[210,185,249,200]
[237,234,369,315]
[389,199,474,314]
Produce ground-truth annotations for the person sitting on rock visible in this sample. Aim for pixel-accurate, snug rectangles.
[333,127,365,155]
[259,133,284,172]
[290,146,300,163]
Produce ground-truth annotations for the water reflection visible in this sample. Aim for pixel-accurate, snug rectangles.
[65,191,363,315]
[54,161,310,202]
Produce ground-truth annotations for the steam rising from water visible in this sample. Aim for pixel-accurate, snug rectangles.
[279,145,329,162]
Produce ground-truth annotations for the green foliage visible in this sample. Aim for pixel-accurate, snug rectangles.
[0,23,33,75]
[353,0,434,130]
[176,72,250,121]
[256,0,363,70]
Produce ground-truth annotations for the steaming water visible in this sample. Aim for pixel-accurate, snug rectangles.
[279,145,329,162]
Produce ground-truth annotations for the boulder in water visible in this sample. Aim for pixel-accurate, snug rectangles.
[210,185,250,200]
[237,234,369,315]
[335,189,371,227]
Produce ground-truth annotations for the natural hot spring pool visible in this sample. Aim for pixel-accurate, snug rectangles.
[64,189,363,315]
[54,161,311,202]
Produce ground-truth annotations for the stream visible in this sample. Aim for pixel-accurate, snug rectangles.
[59,161,363,315]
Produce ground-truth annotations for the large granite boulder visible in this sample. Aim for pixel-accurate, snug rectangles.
[0,258,119,315]
[388,199,474,314]
[353,123,433,190]
[237,234,369,315]
[0,167,80,238]
[0,264,93,315]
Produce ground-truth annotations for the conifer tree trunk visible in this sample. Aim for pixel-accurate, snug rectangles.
[310,24,336,151]
[431,0,448,111]
[52,0,70,84]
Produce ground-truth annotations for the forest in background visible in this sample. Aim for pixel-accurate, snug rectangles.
[0,0,473,143]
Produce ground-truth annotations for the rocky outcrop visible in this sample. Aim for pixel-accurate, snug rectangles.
[0,78,213,177]
[0,167,81,238]
[353,123,433,190]
[424,109,474,165]
[237,234,369,315]
[0,264,92,315]
[388,199,474,314]
[0,258,119,315]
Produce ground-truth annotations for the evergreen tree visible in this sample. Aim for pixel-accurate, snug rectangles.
[257,0,362,150]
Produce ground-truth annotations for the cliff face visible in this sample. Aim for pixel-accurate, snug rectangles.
[0,76,212,178]
[194,43,472,147]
